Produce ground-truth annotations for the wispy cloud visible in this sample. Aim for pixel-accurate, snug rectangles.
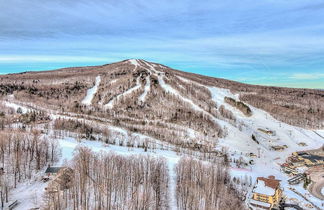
[0,55,109,63]
[290,73,324,80]
[0,0,324,88]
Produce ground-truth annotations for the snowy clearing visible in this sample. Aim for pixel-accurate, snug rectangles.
[8,178,47,210]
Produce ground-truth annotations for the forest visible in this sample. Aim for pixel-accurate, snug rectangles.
[0,129,60,208]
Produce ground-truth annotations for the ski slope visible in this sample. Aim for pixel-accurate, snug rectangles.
[208,86,324,208]
[128,59,140,68]
[81,75,101,106]
[139,75,151,102]
[104,76,142,109]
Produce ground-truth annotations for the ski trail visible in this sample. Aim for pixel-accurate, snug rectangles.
[82,75,101,106]
[208,86,245,118]
[128,59,140,68]
[137,61,240,138]
[98,79,119,106]
[168,160,178,210]
[139,75,151,102]
[103,60,142,109]
[104,77,141,109]
[159,73,243,139]
[176,76,192,84]
[129,59,140,72]
[137,62,201,111]
[141,60,164,74]
[132,60,236,135]
[142,60,226,127]
[158,75,206,113]
[176,76,208,89]
[139,60,211,115]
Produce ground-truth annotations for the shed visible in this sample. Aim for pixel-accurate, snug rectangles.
[45,166,64,176]
[271,145,286,151]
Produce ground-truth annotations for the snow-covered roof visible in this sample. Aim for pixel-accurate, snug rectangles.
[253,180,275,196]
[250,199,271,208]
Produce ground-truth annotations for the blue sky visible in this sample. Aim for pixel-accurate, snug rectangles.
[0,0,324,88]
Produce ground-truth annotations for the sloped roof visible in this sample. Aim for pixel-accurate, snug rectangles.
[253,176,280,196]
[45,166,64,173]
[253,180,275,196]
[257,176,280,189]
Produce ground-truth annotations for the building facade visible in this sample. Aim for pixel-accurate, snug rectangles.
[250,176,282,209]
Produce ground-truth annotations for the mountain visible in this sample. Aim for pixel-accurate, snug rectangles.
[0,59,323,209]
[0,59,323,132]
[0,59,323,149]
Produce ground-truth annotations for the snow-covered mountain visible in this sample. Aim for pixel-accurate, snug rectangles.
[1,59,322,141]
[0,59,323,209]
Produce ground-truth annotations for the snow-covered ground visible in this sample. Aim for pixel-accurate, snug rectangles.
[315,130,324,139]
[2,65,324,209]
[6,131,181,210]
[128,59,140,68]
[58,136,177,161]
[62,80,324,208]
[59,137,180,209]
[2,100,29,114]
[81,75,101,105]
[8,178,47,210]
[208,87,324,208]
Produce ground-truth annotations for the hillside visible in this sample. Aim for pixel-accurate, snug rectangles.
[0,59,323,209]
[0,59,323,137]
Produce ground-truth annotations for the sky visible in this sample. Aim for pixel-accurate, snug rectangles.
[0,0,324,88]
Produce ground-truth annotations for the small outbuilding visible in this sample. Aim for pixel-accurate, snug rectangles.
[271,145,286,151]
[45,166,64,177]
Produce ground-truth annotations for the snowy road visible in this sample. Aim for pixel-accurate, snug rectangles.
[309,171,324,200]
